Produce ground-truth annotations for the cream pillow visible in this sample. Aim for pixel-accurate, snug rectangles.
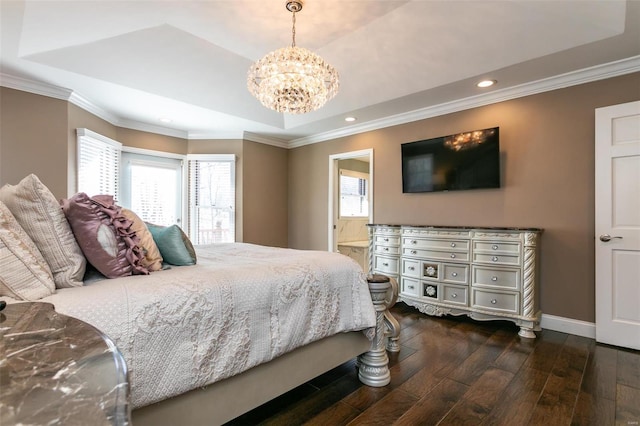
[0,201,56,300]
[0,174,86,288]
[121,208,163,271]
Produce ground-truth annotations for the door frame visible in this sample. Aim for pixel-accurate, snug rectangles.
[328,149,374,252]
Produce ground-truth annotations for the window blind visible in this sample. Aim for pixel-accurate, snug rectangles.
[188,155,236,244]
[76,128,121,199]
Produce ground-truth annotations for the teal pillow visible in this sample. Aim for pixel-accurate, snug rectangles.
[146,223,197,266]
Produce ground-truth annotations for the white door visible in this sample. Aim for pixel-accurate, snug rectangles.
[595,100,640,350]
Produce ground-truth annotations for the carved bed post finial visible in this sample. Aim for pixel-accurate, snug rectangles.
[358,274,391,387]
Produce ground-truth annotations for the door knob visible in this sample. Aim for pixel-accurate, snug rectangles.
[600,234,623,242]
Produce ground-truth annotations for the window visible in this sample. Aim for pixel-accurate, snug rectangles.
[339,169,369,217]
[120,152,183,226]
[188,155,236,244]
[76,128,121,198]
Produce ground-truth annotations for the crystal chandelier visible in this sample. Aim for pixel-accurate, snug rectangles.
[247,0,339,114]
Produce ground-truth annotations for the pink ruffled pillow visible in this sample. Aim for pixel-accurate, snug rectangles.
[61,193,149,278]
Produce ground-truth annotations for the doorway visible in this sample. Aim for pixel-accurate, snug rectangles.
[328,149,374,271]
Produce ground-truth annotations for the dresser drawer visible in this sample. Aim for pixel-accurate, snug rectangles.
[404,248,470,262]
[473,253,520,266]
[401,277,420,296]
[374,245,401,256]
[402,259,421,278]
[473,241,520,254]
[472,289,519,314]
[375,235,400,246]
[403,237,469,251]
[442,263,469,285]
[443,284,468,306]
[473,266,520,290]
[374,256,399,275]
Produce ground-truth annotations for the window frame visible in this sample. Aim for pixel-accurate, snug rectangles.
[338,168,370,218]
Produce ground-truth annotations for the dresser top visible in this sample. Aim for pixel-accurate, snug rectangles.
[367,224,543,232]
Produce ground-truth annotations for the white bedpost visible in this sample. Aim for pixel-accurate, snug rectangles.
[358,275,392,387]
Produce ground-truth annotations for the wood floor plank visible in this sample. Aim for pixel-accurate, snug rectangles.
[570,390,615,426]
[346,389,419,426]
[617,349,640,390]
[493,334,539,374]
[579,342,618,401]
[522,329,568,373]
[394,378,469,426]
[527,335,591,425]
[616,383,640,424]
[448,328,516,385]
[437,367,515,426]
[302,401,360,426]
[480,367,549,426]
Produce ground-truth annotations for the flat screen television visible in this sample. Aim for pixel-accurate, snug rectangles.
[401,127,500,193]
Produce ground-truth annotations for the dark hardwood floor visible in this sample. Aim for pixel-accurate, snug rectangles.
[226,302,640,426]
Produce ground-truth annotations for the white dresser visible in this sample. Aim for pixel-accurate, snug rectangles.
[368,224,543,338]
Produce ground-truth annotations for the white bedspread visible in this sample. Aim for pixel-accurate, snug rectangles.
[29,243,376,408]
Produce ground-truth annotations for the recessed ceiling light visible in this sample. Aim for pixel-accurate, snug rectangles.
[345,116,357,122]
[159,117,173,123]
[477,80,497,88]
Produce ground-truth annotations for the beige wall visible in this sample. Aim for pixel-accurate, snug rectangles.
[242,140,288,247]
[1,87,69,198]
[288,72,640,322]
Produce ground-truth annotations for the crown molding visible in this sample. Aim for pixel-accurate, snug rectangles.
[117,118,188,139]
[0,73,72,100]
[287,55,640,148]
[68,92,120,125]
[242,132,289,148]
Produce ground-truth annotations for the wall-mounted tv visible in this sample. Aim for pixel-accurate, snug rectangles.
[401,127,500,193]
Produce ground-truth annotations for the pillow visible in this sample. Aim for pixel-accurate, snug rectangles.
[0,201,56,300]
[146,223,197,266]
[61,193,149,278]
[0,174,86,288]
[121,208,163,271]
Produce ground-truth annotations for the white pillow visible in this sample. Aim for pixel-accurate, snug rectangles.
[0,200,56,300]
[0,174,86,288]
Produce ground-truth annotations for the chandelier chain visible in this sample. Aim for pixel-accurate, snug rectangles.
[292,10,296,47]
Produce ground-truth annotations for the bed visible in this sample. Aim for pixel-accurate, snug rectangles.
[0,175,396,425]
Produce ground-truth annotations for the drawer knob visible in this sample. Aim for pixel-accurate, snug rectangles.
[384,247,389,251]
[451,272,458,277]
[450,254,456,259]
[384,238,389,242]
[409,266,415,271]
[491,299,497,304]
[408,285,415,290]
[451,293,457,298]
[492,256,498,262]
[411,240,417,244]
[411,250,417,255]
[491,276,498,281]
[451,242,456,247]
[383,262,389,267]
[492,245,498,250]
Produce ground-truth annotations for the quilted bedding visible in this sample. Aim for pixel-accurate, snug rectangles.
[27,243,377,408]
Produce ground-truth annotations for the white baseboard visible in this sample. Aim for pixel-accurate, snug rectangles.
[540,313,596,339]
